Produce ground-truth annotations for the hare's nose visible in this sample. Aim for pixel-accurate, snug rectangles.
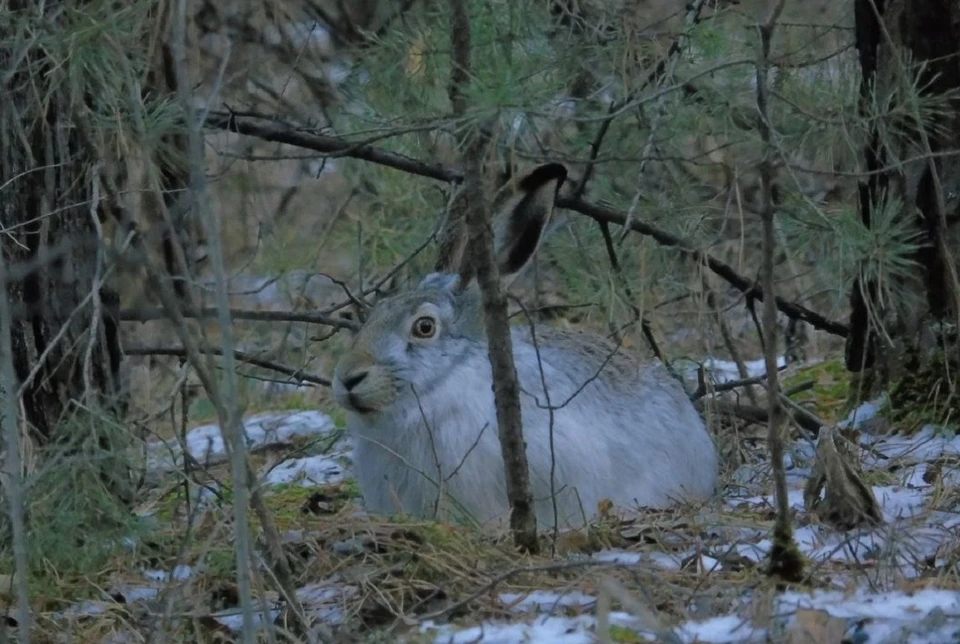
[342,369,369,391]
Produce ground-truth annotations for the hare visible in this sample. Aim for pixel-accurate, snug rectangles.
[332,163,718,529]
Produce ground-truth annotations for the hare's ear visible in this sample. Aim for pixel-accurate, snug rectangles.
[434,183,468,275]
[492,163,567,279]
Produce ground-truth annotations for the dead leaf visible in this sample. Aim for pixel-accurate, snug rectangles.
[405,37,427,79]
[787,608,848,644]
[804,425,883,530]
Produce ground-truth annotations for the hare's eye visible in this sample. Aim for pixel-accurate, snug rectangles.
[411,316,437,339]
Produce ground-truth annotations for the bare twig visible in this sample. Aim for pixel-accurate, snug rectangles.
[704,284,760,406]
[125,345,330,387]
[562,195,849,337]
[618,0,708,243]
[0,235,31,643]
[120,306,359,331]
[421,558,643,621]
[573,0,709,200]
[755,0,804,583]
[171,1,259,636]
[205,111,458,183]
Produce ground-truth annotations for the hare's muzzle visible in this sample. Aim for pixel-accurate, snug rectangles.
[333,363,396,415]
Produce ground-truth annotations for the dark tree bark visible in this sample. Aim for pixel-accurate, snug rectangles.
[1,4,125,442]
[847,0,960,381]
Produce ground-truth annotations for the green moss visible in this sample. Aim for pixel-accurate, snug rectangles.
[609,625,652,643]
[340,477,362,499]
[188,396,217,422]
[203,546,239,580]
[884,350,960,435]
[860,469,900,487]
[782,357,851,422]
[767,523,806,585]
[329,406,349,429]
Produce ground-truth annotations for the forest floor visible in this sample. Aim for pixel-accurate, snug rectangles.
[20,354,960,643]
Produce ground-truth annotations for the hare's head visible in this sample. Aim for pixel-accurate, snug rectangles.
[332,163,567,416]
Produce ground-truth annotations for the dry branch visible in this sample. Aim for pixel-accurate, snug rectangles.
[125,345,331,387]
[205,111,457,182]
[120,306,359,331]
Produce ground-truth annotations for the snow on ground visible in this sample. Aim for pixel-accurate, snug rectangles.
[418,397,960,643]
[419,586,960,643]
[145,410,341,474]
[117,392,960,642]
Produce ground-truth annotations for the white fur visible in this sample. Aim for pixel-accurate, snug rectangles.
[342,321,718,529]
[334,162,718,530]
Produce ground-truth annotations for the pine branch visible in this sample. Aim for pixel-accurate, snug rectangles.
[200,115,849,338]
[124,345,331,387]
[119,306,359,331]
[205,111,458,182]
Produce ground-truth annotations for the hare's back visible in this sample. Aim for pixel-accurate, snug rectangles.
[511,325,659,391]
[510,325,705,430]
[510,324,717,505]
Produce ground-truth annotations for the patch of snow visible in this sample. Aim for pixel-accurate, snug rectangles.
[264,455,345,487]
[56,600,113,619]
[143,565,193,582]
[677,614,763,643]
[647,551,686,571]
[297,577,358,625]
[839,398,885,429]
[113,586,160,603]
[861,425,960,464]
[419,586,960,643]
[213,607,283,633]
[700,356,787,385]
[499,590,595,613]
[873,485,930,521]
[147,410,338,472]
[591,550,642,565]
[778,588,960,642]
[731,487,806,511]
[422,611,647,644]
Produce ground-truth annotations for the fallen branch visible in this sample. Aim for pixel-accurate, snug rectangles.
[698,398,821,436]
[205,111,458,183]
[125,345,331,387]
[119,306,359,331]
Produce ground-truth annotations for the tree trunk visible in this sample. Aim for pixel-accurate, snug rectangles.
[1,4,125,444]
[847,0,960,388]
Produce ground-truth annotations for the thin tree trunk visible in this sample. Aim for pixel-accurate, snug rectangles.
[1,4,125,445]
[448,0,539,553]
[847,0,960,385]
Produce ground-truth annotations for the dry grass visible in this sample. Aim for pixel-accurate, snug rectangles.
[17,411,959,642]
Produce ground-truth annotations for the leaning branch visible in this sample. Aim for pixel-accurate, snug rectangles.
[201,116,849,338]
[119,306,359,331]
[755,0,804,584]
[558,195,849,337]
[205,111,458,183]
[125,345,331,387]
